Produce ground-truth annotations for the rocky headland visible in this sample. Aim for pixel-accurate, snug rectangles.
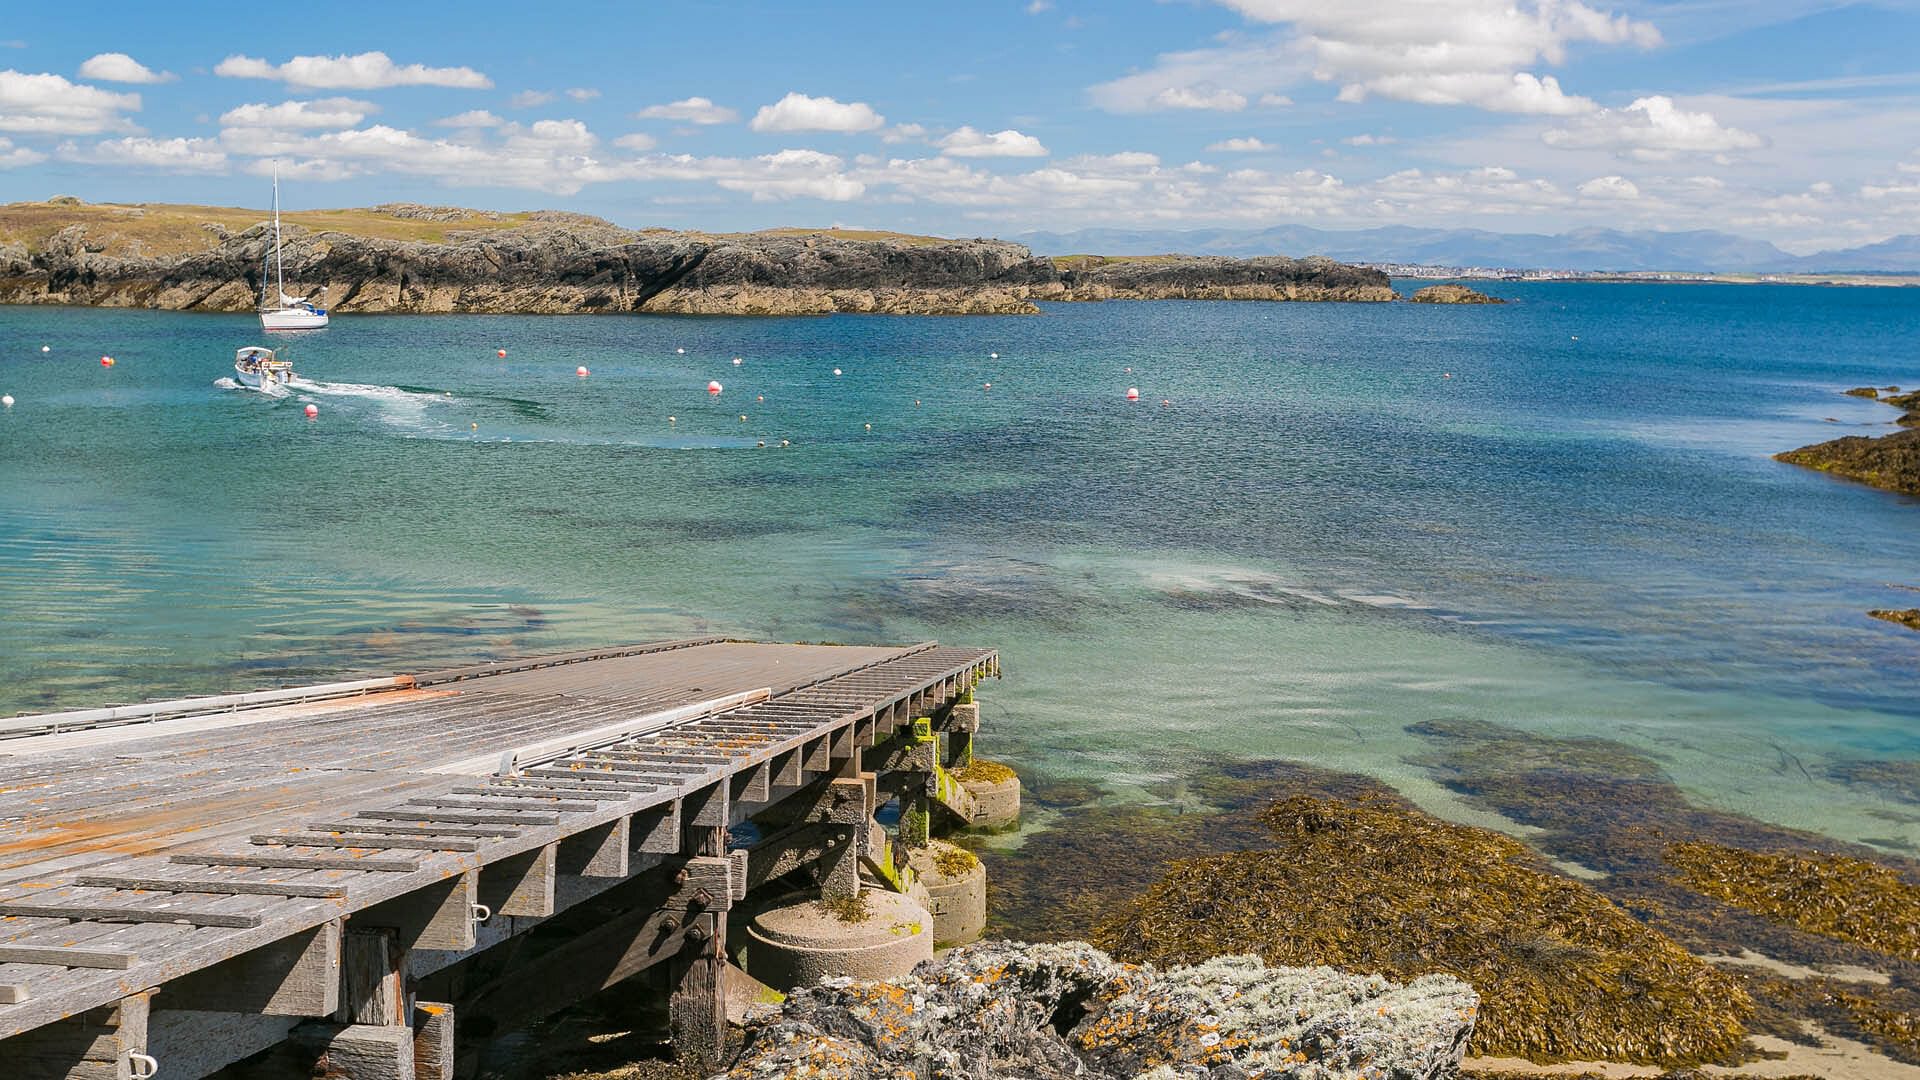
[0,199,1425,317]
[1775,387,1920,497]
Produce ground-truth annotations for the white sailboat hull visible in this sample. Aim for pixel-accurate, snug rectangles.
[260,307,329,330]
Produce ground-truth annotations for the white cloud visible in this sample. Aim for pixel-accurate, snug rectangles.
[435,109,502,128]
[0,135,45,167]
[1345,133,1395,146]
[59,135,227,173]
[77,53,173,85]
[219,98,377,130]
[1577,174,1640,199]
[510,90,556,108]
[0,70,140,134]
[1089,38,1301,114]
[881,122,927,144]
[1543,95,1764,160]
[1027,0,1052,12]
[566,87,600,102]
[1207,137,1273,152]
[937,126,1048,158]
[1153,86,1249,111]
[635,96,738,124]
[613,132,658,151]
[214,51,491,90]
[1096,1,1658,118]
[749,92,884,133]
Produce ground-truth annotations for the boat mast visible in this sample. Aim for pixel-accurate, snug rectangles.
[271,161,284,308]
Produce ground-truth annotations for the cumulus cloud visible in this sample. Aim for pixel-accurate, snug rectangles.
[218,119,602,193]
[937,126,1047,158]
[214,51,491,90]
[635,96,738,124]
[0,135,46,167]
[0,69,140,134]
[613,132,658,151]
[1577,174,1640,199]
[1154,87,1249,111]
[1207,137,1273,151]
[219,98,377,130]
[59,135,227,173]
[435,109,502,128]
[1543,95,1764,160]
[509,90,555,108]
[749,92,884,133]
[1345,133,1395,146]
[1095,1,1657,118]
[566,87,600,102]
[77,53,173,84]
[1091,38,1298,113]
[881,122,927,144]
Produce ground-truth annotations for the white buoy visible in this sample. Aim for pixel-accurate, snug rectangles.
[2,394,13,407]
[990,352,999,359]
[833,368,843,376]
[864,423,872,431]
[1126,387,1140,401]
[677,347,686,354]
[40,345,49,354]
[669,415,677,423]
[733,357,743,366]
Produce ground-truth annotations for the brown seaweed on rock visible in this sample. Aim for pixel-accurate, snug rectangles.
[1093,793,1751,1066]
[1666,842,1920,962]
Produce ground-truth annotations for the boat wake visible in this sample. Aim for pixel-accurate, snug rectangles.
[287,377,453,433]
[213,376,289,398]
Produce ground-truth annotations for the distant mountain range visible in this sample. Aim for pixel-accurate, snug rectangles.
[1013,225,1920,274]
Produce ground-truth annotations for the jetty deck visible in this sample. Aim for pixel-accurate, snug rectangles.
[0,637,998,1078]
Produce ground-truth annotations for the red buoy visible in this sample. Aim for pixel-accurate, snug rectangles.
[100,356,115,367]
[707,380,722,394]
[497,349,507,358]
[576,366,589,377]
[1126,387,1140,401]
[303,403,318,419]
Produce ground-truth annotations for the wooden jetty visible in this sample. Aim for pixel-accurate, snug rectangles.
[0,637,1000,1079]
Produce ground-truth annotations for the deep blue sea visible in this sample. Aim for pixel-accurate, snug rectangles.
[2,283,1917,848]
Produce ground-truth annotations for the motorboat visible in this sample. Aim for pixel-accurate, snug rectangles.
[234,346,295,390]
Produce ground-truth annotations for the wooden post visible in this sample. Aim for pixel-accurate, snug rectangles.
[411,1003,455,1080]
[284,926,414,1080]
[669,824,729,1069]
[5,991,151,1080]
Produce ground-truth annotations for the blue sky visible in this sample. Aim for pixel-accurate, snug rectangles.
[2,1,1917,251]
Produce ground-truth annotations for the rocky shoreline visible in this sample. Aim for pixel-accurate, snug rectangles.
[0,199,1473,317]
[1775,387,1920,498]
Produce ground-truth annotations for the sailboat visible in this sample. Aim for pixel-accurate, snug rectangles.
[258,163,329,330]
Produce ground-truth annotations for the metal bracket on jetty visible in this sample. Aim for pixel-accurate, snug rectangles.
[0,637,1019,1079]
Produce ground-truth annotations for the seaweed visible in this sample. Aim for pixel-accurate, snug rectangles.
[1666,841,1920,962]
[953,758,1017,785]
[1094,794,1751,1066]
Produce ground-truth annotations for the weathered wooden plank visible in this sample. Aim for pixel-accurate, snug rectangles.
[0,944,138,969]
[0,902,261,929]
[355,808,561,826]
[253,832,482,853]
[4,991,150,1080]
[171,852,423,873]
[407,795,599,813]
[72,875,349,899]
[291,1021,413,1080]
[304,820,519,838]
[339,928,404,1026]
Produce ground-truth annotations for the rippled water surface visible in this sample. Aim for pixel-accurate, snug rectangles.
[3,285,1917,847]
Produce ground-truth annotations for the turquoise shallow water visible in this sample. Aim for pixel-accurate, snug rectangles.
[2,284,1918,848]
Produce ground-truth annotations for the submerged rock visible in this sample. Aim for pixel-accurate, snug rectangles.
[1408,284,1503,304]
[725,940,1477,1080]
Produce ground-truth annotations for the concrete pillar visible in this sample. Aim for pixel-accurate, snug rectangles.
[744,889,934,991]
[905,840,987,949]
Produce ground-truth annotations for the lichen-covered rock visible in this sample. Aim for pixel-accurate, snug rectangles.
[1409,284,1503,304]
[723,940,1477,1080]
[1775,427,1920,497]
